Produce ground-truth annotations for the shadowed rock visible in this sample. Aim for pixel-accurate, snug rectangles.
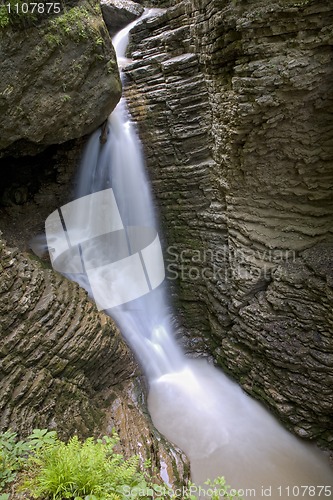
[101,0,144,37]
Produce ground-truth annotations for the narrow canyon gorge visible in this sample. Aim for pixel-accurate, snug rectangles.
[0,0,332,493]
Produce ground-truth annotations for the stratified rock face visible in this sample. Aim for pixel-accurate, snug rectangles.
[124,0,333,448]
[101,378,190,486]
[0,237,135,438]
[0,236,190,483]
[101,0,144,37]
[0,0,121,157]
[139,0,174,6]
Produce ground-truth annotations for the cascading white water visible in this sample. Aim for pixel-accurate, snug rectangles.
[69,9,184,381]
[45,10,333,499]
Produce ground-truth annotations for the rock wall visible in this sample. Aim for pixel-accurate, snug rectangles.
[0,236,135,437]
[0,138,84,250]
[124,0,333,448]
[0,236,190,483]
[0,0,121,157]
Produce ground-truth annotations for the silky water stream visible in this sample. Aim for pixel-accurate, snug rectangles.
[44,11,333,499]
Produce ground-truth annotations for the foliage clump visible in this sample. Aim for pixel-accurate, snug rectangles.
[0,429,57,490]
[0,429,243,499]
[20,433,147,499]
[48,4,102,44]
[0,429,31,488]
[0,0,104,41]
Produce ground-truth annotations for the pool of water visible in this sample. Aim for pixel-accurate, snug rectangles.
[148,359,333,499]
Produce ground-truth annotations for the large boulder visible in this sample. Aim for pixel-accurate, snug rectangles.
[100,0,144,37]
[0,0,121,157]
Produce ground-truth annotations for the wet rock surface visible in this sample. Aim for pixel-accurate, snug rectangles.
[0,0,332,472]
[123,0,333,448]
[100,377,190,486]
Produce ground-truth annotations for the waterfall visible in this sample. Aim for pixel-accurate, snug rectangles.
[44,9,183,380]
[44,10,333,499]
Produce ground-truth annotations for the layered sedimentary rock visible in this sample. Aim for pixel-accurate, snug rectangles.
[101,378,189,484]
[0,237,189,481]
[0,236,134,437]
[124,0,333,448]
[0,0,190,480]
[0,0,121,157]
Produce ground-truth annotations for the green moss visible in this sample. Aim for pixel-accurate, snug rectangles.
[0,0,107,57]
[49,5,91,42]
[44,31,62,46]
[106,59,117,74]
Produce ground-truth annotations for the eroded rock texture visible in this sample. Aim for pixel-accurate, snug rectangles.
[0,0,121,157]
[101,378,190,485]
[0,236,135,437]
[0,236,190,482]
[124,0,333,448]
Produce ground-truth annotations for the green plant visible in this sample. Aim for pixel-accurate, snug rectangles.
[0,430,30,489]
[204,477,243,499]
[49,6,90,43]
[1,428,243,500]
[20,432,152,499]
[26,428,58,450]
[0,428,58,491]
[45,33,63,48]
[182,477,243,500]
[0,6,9,28]
[41,4,106,50]
[106,60,117,74]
